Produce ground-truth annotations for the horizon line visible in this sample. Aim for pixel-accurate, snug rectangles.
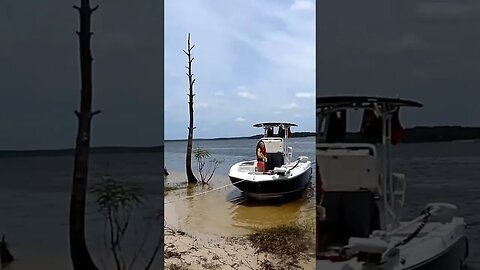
[2,125,480,152]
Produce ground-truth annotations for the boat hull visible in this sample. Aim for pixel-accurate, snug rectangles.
[402,236,468,270]
[229,167,312,200]
[316,235,469,270]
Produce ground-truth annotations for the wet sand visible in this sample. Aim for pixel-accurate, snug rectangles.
[164,170,316,269]
[164,226,315,270]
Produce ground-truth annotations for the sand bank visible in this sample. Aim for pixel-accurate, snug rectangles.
[164,226,315,270]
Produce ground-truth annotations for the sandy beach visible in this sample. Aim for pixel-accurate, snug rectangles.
[163,169,316,270]
[163,138,316,269]
[164,226,315,270]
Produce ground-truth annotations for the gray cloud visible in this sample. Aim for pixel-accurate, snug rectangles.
[416,2,480,19]
[0,0,163,150]
[316,0,480,127]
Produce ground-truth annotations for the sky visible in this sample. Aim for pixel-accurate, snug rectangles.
[2,0,479,148]
[317,0,480,128]
[0,0,162,150]
[164,0,316,140]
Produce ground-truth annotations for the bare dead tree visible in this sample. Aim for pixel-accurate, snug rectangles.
[184,33,199,184]
[69,1,101,269]
[0,234,14,266]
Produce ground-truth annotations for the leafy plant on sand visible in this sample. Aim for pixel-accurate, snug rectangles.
[90,177,161,270]
[248,221,314,264]
[193,148,224,184]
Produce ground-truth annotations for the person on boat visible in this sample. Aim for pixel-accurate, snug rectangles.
[391,109,405,145]
[361,109,382,142]
[266,127,274,137]
[278,126,286,138]
[326,111,346,142]
[256,141,268,172]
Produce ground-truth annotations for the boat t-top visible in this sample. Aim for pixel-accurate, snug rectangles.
[228,122,312,200]
[316,96,468,270]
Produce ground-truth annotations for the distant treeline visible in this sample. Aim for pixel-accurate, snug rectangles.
[188,127,480,142]
[1,126,480,156]
[193,131,316,141]
[402,126,480,143]
[0,146,164,157]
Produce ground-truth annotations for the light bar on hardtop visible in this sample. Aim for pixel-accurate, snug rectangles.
[316,96,423,109]
[253,122,298,128]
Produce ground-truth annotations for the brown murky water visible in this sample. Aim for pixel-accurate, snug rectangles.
[164,170,316,238]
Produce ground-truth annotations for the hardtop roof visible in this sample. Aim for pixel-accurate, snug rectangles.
[317,96,423,109]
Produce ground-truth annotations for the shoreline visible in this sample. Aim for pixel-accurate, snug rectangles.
[164,171,316,269]
[163,226,315,270]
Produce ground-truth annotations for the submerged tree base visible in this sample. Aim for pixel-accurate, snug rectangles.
[0,234,15,265]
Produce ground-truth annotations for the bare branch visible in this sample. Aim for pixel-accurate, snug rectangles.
[73,5,81,12]
[90,5,99,13]
[91,110,102,117]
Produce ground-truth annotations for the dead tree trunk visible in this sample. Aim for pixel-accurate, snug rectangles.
[184,33,199,184]
[69,1,100,270]
[0,234,14,265]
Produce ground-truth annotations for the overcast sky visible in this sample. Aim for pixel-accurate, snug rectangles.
[164,0,316,140]
[317,0,480,127]
[0,0,162,150]
[2,0,478,149]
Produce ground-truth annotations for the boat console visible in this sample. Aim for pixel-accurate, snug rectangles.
[260,137,285,170]
[316,96,422,258]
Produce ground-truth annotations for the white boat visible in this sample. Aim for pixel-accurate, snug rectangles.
[316,96,469,270]
[228,122,312,200]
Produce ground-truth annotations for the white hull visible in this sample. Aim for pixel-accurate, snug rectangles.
[317,217,468,270]
[228,157,312,200]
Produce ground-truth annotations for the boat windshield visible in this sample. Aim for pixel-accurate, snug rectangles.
[317,108,404,144]
[254,122,295,138]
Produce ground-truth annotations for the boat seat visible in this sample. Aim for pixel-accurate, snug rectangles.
[316,144,381,247]
[317,155,380,193]
[262,138,285,170]
[318,191,381,247]
[316,143,379,192]
[266,153,284,170]
[261,138,284,153]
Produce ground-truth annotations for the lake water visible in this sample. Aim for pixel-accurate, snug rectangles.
[164,137,317,238]
[391,141,480,268]
[0,139,479,269]
[165,138,480,268]
[0,152,163,270]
